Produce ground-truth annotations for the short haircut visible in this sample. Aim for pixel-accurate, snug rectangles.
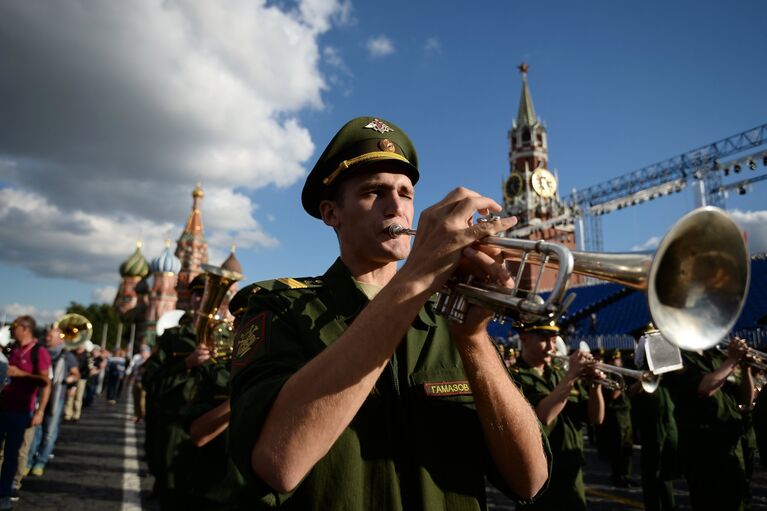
[14,315,36,332]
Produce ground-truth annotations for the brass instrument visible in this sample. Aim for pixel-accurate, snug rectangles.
[716,338,767,371]
[195,264,244,360]
[54,313,93,350]
[550,351,660,393]
[390,206,750,352]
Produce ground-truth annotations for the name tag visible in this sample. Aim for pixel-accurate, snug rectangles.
[423,380,472,396]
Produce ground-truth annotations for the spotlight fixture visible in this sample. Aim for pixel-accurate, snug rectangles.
[748,159,757,171]
[738,186,747,196]
[724,167,730,176]
[734,163,742,173]
[763,155,767,166]
[714,159,720,170]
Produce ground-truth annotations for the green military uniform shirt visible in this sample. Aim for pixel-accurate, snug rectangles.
[182,358,250,510]
[631,383,678,511]
[510,358,589,511]
[664,349,747,511]
[230,258,550,510]
[142,322,198,505]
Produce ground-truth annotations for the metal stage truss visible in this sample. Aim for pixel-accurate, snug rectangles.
[508,123,767,252]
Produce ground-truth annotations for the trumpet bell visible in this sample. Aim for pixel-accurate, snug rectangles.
[640,373,661,393]
[55,313,93,350]
[648,207,750,352]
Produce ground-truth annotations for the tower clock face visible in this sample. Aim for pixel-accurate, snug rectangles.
[531,168,557,198]
[505,173,525,200]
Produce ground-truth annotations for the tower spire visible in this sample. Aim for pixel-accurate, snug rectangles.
[182,182,205,237]
[175,183,209,311]
[516,62,537,127]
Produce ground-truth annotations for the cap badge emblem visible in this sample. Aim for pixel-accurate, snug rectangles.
[364,119,393,134]
[378,138,396,152]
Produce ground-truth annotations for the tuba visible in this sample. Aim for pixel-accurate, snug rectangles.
[194,264,244,360]
[390,206,750,351]
[55,313,93,350]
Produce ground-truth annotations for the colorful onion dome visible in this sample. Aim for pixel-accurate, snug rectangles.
[119,241,150,278]
[221,244,243,274]
[150,240,182,274]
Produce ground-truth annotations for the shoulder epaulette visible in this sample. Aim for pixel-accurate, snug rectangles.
[253,276,324,292]
[229,277,324,317]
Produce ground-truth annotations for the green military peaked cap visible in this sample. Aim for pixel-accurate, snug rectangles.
[302,116,419,218]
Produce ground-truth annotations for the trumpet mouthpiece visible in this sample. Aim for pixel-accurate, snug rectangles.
[387,224,416,238]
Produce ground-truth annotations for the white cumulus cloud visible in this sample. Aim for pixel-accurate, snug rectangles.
[630,209,767,255]
[367,35,395,58]
[424,37,441,54]
[0,0,344,285]
[631,236,661,252]
[1,303,66,328]
[92,286,119,305]
[729,209,767,255]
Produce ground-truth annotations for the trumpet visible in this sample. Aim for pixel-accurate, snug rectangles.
[389,206,750,352]
[550,352,660,393]
[716,338,767,371]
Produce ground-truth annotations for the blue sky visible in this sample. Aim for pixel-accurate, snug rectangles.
[1,0,766,325]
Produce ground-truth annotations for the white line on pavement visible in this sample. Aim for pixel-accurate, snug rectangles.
[121,386,143,511]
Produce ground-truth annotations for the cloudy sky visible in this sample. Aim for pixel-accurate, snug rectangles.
[1,0,766,325]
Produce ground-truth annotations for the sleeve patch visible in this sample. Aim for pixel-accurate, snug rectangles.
[231,311,269,371]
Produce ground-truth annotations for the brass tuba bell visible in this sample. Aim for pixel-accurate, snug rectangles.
[194,264,244,360]
[55,313,93,350]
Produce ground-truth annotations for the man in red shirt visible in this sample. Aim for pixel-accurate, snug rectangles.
[0,316,51,510]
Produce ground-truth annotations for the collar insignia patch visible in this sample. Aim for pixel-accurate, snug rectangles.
[364,118,394,134]
[423,380,472,397]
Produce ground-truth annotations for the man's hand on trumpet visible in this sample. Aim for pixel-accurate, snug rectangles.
[399,186,516,299]
[726,337,748,363]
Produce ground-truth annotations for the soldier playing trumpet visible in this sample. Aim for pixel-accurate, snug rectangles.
[228,116,550,509]
[511,322,605,511]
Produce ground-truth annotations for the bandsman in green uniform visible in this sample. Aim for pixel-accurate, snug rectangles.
[142,275,215,510]
[596,349,634,487]
[664,337,755,511]
[628,328,679,511]
[228,116,551,509]
[753,372,767,469]
[510,322,605,511]
[182,295,251,511]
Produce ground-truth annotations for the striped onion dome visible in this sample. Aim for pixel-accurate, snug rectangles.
[119,241,150,278]
[221,244,243,274]
[150,241,182,274]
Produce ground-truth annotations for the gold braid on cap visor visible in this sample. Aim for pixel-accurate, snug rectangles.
[322,152,412,186]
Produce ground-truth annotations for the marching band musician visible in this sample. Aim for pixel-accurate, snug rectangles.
[596,349,635,488]
[510,322,605,511]
[628,326,679,511]
[142,274,210,509]
[228,116,550,509]
[664,337,755,511]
